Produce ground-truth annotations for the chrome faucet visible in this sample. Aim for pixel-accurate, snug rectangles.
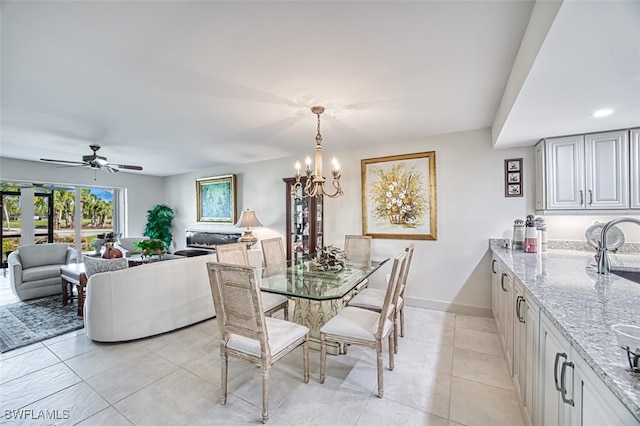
[596,217,640,274]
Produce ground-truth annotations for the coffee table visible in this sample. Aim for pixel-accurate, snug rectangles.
[60,263,87,316]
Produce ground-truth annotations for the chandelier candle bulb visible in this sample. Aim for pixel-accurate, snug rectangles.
[332,157,339,173]
[305,156,312,176]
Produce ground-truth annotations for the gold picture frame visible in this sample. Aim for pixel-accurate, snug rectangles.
[196,174,237,223]
[361,151,437,240]
[505,158,523,197]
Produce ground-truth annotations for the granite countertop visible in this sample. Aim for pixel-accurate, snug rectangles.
[490,243,640,421]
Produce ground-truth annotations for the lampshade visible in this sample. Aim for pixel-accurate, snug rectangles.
[235,209,263,228]
[236,209,263,249]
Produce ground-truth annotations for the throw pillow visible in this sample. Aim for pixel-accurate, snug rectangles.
[84,256,128,277]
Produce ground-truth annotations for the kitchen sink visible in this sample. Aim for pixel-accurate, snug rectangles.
[611,269,640,285]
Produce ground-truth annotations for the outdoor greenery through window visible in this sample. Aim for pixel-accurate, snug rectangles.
[1,181,118,266]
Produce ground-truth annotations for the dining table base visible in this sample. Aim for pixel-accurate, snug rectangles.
[291,289,357,355]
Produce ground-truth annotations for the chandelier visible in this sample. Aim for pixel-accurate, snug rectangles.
[291,106,343,199]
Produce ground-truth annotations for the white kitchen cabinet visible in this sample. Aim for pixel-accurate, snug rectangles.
[491,257,502,331]
[492,255,514,376]
[535,143,546,211]
[537,311,640,426]
[571,349,639,426]
[541,135,585,210]
[499,267,514,376]
[513,280,539,426]
[538,312,573,426]
[536,130,629,211]
[631,128,640,209]
[584,131,629,209]
[493,252,640,426]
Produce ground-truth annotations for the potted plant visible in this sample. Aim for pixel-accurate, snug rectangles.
[134,239,166,258]
[142,204,174,250]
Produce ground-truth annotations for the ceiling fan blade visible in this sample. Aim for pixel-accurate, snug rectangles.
[113,164,143,171]
[40,158,87,165]
[103,165,119,173]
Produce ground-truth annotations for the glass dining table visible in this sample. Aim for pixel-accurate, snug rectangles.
[258,256,389,354]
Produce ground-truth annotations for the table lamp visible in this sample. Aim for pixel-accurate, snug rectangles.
[236,209,263,249]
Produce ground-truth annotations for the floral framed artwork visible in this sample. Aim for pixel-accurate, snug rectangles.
[196,174,237,223]
[361,151,437,240]
[505,158,523,197]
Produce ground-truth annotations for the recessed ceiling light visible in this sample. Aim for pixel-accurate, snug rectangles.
[592,109,614,118]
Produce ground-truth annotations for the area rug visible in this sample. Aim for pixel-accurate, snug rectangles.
[0,296,84,353]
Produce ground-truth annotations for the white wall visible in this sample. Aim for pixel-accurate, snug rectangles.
[164,128,533,316]
[4,126,637,315]
[0,157,165,236]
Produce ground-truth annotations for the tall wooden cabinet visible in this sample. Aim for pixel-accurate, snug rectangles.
[283,177,323,259]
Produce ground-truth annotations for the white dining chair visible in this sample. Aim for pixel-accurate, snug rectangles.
[347,243,415,353]
[215,243,289,321]
[344,235,372,292]
[261,237,286,266]
[206,262,309,424]
[319,250,407,398]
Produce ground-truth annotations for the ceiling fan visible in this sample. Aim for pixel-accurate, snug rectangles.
[40,144,143,173]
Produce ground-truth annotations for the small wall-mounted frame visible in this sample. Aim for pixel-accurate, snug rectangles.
[505,158,523,197]
[196,174,237,223]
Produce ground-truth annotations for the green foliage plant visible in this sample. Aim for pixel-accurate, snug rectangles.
[142,204,174,249]
[134,239,166,256]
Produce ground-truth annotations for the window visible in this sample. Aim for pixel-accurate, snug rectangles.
[0,181,123,256]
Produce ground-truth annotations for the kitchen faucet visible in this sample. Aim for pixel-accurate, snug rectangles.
[596,217,640,274]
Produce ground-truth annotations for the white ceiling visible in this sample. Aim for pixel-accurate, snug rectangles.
[1,1,638,177]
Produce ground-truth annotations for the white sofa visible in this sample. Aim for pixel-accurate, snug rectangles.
[84,254,217,342]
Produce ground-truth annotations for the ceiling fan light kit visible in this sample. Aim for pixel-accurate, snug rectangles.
[40,145,143,173]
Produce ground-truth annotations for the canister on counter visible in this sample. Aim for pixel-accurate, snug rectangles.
[524,215,538,253]
[513,219,525,250]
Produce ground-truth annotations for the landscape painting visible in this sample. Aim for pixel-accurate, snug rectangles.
[196,175,236,223]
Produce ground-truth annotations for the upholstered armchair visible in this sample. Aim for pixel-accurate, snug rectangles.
[113,236,149,257]
[8,243,78,301]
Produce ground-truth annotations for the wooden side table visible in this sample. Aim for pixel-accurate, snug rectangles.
[60,263,87,316]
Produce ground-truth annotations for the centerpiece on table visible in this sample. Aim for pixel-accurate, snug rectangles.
[311,246,347,271]
[134,239,166,260]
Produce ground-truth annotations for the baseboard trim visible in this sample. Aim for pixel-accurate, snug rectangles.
[405,296,493,318]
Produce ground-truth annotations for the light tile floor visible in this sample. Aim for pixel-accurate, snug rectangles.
[0,273,524,425]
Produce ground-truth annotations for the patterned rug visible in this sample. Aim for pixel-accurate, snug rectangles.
[0,295,84,353]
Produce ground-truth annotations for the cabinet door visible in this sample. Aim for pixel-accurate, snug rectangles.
[539,313,573,426]
[535,142,546,211]
[584,131,629,209]
[491,257,502,332]
[523,294,539,426]
[545,136,585,210]
[513,282,527,412]
[571,347,639,426]
[499,270,514,376]
[631,129,640,209]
